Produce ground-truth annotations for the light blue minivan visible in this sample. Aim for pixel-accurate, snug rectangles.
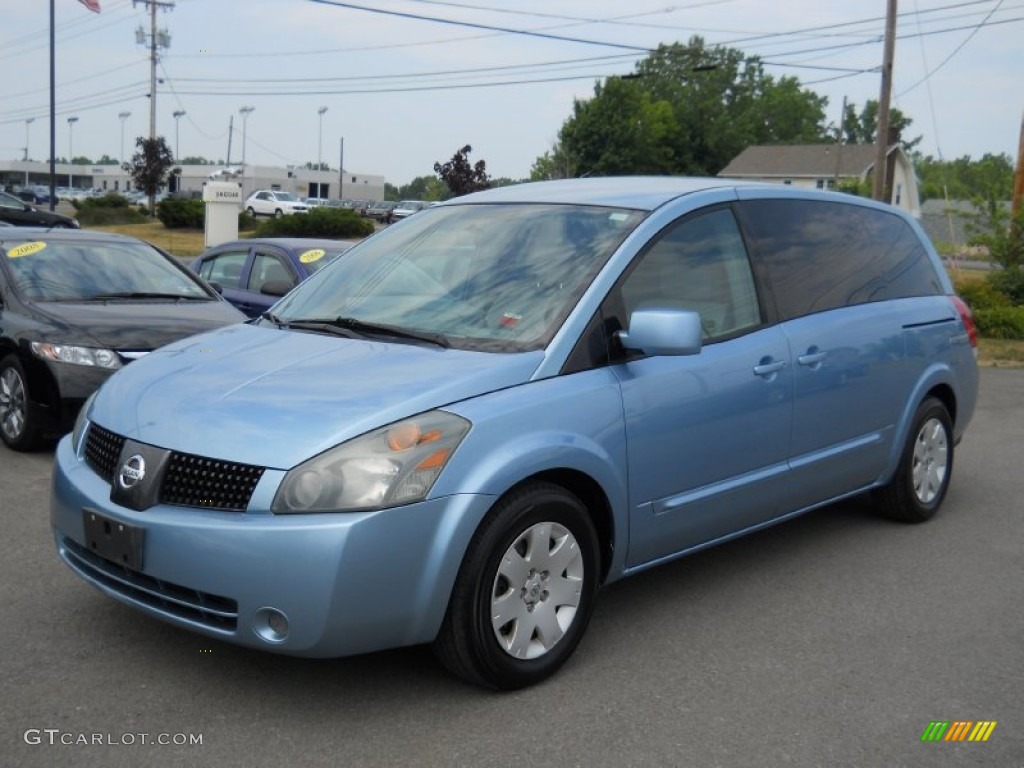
[51,177,979,689]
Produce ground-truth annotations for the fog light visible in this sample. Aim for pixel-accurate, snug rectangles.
[253,607,290,644]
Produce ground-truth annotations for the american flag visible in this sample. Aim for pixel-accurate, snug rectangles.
[78,0,101,13]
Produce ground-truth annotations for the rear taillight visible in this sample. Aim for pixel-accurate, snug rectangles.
[951,295,978,348]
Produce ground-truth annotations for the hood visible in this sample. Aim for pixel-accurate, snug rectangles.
[31,299,244,352]
[90,323,544,468]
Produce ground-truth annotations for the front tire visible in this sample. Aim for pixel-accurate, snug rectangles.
[273,209,284,218]
[0,355,43,451]
[434,482,600,690]
[875,397,953,523]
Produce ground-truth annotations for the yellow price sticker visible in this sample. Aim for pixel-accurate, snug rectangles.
[6,241,48,259]
[299,249,325,264]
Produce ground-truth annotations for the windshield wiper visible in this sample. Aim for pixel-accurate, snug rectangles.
[87,291,207,301]
[282,316,450,348]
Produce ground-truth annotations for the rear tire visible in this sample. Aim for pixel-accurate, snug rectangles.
[434,482,600,690]
[0,355,44,451]
[246,206,257,218]
[875,397,953,523]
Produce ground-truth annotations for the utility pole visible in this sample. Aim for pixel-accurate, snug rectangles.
[872,0,898,202]
[134,0,174,214]
[134,0,174,143]
[1013,112,1023,220]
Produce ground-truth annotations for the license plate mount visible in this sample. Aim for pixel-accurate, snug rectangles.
[82,509,144,571]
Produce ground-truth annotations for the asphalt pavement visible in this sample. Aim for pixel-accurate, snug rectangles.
[2,368,1022,768]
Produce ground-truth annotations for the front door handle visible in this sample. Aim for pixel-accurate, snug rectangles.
[753,358,787,378]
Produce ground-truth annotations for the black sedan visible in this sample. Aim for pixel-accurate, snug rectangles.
[0,190,79,229]
[0,228,244,450]
[189,238,355,317]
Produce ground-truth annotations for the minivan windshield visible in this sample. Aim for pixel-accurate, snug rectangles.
[269,203,645,351]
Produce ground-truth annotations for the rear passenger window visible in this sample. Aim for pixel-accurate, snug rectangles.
[620,208,761,341]
[737,199,942,321]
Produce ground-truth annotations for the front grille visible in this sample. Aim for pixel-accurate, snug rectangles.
[83,424,265,512]
[84,423,125,483]
[59,535,238,632]
[160,452,265,511]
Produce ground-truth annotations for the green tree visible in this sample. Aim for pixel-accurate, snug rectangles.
[560,76,678,177]
[95,154,119,165]
[179,155,214,165]
[915,153,1014,202]
[434,145,490,197]
[840,100,919,149]
[123,136,174,215]
[397,175,448,201]
[542,38,830,178]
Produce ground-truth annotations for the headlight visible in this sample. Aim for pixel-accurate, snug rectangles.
[272,411,471,514]
[71,391,96,454]
[31,342,121,369]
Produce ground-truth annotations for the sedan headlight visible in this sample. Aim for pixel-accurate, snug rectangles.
[272,411,471,514]
[31,342,121,369]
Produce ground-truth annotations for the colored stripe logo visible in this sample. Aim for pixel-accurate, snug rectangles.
[921,721,997,742]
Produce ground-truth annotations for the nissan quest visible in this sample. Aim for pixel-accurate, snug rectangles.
[50,177,979,689]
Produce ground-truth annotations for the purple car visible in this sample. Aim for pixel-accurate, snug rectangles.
[189,238,355,317]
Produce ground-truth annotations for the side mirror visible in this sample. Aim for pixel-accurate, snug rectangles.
[260,280,292,297]
[617,308,703,357]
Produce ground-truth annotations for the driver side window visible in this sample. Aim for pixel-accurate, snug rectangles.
[620,208,761,341]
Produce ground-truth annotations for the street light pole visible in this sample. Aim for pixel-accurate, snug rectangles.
[317,105,327,197]
[25,118,34,162]
[172,109,186,159]
[67,116,79,190]
[239,106,254,167]
[118,111,131,166]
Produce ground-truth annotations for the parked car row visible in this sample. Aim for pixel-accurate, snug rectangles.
[33,177,978,691]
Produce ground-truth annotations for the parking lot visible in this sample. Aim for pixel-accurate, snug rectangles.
[2,368,1022,767]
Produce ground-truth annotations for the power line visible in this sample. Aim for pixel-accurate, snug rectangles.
[897,0,1007,96]
[304,0,653,51]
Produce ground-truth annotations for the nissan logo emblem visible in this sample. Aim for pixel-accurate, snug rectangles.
[118,454,146,490]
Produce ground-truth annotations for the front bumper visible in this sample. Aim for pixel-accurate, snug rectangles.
[50,434,493,657]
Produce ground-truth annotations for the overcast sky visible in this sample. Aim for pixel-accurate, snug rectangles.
[0,0,1020,187]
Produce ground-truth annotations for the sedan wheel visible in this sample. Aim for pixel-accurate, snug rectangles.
[434,481,600,689]
[0,355,42,451]
[246,206,257,218]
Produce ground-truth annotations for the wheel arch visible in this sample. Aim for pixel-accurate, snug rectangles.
[505,469,616,584]
[881,369,960,486]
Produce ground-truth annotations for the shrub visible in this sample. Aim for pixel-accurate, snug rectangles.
[254,207,374,238]
[973,306,1024,340]
[957,279,1011,311]
[72,193,149,225]
[987,267,1024,306]
[157,198,204,229]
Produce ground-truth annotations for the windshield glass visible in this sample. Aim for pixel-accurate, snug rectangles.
[275,193,299,202]
[271,202,645,351]
[1,237,211,301]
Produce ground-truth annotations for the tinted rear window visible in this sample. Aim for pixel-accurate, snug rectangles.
[737,199,942,321]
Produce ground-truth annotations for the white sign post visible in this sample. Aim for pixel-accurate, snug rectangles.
[202,182,242,247]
